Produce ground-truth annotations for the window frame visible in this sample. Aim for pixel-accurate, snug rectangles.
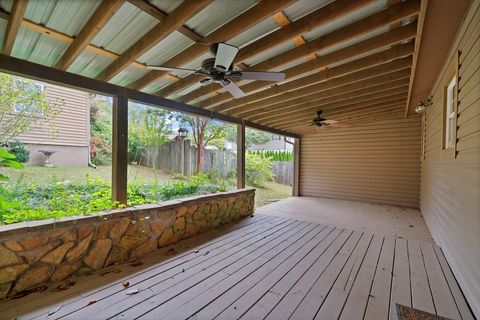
[441,51,459,159]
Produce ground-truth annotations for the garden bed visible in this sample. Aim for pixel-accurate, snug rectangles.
[0,188,255,299]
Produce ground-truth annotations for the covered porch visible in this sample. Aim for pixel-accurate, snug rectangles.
[0,198,474,319]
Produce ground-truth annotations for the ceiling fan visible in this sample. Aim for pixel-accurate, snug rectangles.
[309,110,351,131]
[146,43,286,99]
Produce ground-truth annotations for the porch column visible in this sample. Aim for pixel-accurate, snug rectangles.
[292,137,300,196]
[237,122,246,189]
[112,94,128,204]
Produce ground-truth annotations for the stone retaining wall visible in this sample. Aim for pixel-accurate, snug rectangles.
[0,188,255,299]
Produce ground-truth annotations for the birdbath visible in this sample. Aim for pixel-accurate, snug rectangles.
[38,150,56,167]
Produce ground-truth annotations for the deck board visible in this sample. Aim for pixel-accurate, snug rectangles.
[0,210,473,320]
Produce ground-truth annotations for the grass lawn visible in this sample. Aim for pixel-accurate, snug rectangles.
[1,165,291,209]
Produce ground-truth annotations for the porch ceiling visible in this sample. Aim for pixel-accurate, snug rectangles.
[0,0,425,135]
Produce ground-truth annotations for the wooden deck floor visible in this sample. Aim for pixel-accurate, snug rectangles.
[0,214,473,320]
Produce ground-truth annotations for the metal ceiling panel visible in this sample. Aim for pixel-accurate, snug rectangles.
[109,65,149,87]
[244,40,297,67]
[184,0,257,36]
[283,0,334,22]
[229,17,279,48]
[148,0,183,13]
[68,50,112,78]
[142,77,175,94]
[91,1,157,54]
[138,31,195,65]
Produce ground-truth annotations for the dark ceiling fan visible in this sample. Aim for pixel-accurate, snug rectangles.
[146,43,286,99]
[309,110,351,131]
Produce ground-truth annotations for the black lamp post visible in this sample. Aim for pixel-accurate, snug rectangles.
[178,127,188,140]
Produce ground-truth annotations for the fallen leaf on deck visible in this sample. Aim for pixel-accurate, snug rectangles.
[204,251,210,256]
[166,248,177,255]
[126,289,139,295]
[130,260,143,267]
[87,300,96,306]
[122,280,130,287]
[194,249,199,253]
[48,305,62,315]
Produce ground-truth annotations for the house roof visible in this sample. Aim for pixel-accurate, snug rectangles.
[0,0,425,135]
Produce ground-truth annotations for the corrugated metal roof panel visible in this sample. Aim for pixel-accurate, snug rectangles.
[283,0,334,22]
[229,17,279,48]
[68,50,112,78]
[0,0,13,12]
[302,0,388,41]
[244,40,297,67]
[149,0,183,13]
[11,27,67,67]
[109,65,148,87]
[142,77,175,94]
[138,31,195,65]
[184,0,257,36]
[91,2,157,54]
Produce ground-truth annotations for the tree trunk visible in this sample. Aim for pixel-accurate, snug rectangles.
[197,132,204,173]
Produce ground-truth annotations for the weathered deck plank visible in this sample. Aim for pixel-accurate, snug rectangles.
[0,211,473,320]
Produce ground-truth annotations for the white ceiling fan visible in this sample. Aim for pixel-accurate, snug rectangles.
[146,43,286,99]
[309,110,351,131]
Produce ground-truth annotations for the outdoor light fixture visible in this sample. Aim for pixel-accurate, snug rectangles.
[178,127,188,139]
[415,96,433,114]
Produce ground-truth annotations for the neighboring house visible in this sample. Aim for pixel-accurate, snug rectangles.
[248,135,294,151]
[13,80,90,166]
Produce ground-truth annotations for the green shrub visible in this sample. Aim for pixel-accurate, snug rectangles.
[5,141,30,163]
[246,153,273,187]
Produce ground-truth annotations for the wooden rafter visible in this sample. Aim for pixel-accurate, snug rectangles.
[2,0,28,55]
[242,67,412,120]
[98,0,213,82]
[56,0,125,71]
[130,0,297,91]
[208,22,417,115]
[157,0,373,98]
[254,77,410,124]
[177,0,420,107]
[127,0,203,42]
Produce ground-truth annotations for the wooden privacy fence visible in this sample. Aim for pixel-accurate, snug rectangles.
[140,140,293,185]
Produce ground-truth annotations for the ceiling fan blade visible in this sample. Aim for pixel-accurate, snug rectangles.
[214,43,238,71]
[329,123,351,128]
[145,65,198,73]
[238,71,286,82]
[221,81,245,99]
[322,119,338,125]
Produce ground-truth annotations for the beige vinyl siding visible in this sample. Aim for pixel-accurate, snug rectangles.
[16,82,89,147]
[300,116,421,208]
[421,1,480,317]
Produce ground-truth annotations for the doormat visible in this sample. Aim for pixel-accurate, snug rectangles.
[396,304,452,320]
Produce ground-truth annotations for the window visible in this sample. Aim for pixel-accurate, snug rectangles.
[441,52,459,159]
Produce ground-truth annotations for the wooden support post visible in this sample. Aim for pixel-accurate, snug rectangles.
[112,95,128,205]
[237,122,246,189]
[292,137,300,196]
[183,139,192,176]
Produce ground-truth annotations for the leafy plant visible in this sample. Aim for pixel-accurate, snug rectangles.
[0,147,23,218]
[246,153,273,187]
[4,140,30,163]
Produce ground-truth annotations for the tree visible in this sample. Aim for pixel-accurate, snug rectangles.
[225,126,273,149]
[177,114,225,173]
[0,73,60,143]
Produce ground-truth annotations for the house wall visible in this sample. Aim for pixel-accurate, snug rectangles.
[420,1,480,316]
[15,81,90,166]
[299,116,421,208]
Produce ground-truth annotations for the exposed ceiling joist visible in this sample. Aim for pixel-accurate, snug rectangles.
[179,0,420,107]
[98,0,213,81]
[2,0,28,55]
[158,0,373,98]
[56,0,125,71]
[209,22,417,114]
[127,0,204,42]
[130,0,297,91]
[243,68,412,120]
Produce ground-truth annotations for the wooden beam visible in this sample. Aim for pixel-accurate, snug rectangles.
[56,0,125,70]
[292,137,300,196]
[237,122,246,189]
[131,0,297,91]
[2,0,28,55]
[127,0,203,42]
[207,22,417,112]
[98,0,212,81]
[265,88,409,127]
[159,0,374,98]
[179,0,420,106]
[0,53,299,139]
[112,95,128,204]
[237,66,412,120]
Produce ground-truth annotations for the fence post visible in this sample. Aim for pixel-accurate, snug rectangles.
[292,137,300,196]
[112,94,128,205]
[237,123,245,189]
[183,139,191,176]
